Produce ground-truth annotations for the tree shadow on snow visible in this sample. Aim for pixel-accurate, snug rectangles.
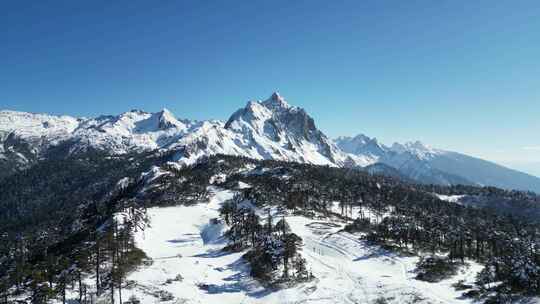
[166,236,200,244]
[191,248,233,258]
[352,242,403,262]
[197,255,275,299]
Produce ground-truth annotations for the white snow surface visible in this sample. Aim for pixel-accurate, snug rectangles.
[436,194,467,204]
[335,135,446,165]
[390,141,444,161]
[0,110,80,144]
[118,188,486,304]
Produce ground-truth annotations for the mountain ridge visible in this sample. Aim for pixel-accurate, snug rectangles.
[2,93,540,192]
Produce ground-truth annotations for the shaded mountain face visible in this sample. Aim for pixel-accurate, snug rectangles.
[428,151,540,192]
[2,93,540,192]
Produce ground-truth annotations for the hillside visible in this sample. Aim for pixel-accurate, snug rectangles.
[1,153,540,303]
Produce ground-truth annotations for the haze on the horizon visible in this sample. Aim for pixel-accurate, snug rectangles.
[1,1,539,176]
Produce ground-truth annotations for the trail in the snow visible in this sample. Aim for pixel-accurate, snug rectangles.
[294,217,469,304]
[303,231,371,304]
[334,232,451,304]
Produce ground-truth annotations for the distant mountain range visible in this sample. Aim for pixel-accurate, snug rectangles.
[2,92,540,192]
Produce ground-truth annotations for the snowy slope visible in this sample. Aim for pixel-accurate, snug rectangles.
[0,110,80,141]
[0,110,82,176]
[112,187,485,304]
[428,151,540,192]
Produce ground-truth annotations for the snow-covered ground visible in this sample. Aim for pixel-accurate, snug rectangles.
[119,188,485,304]
[287,216,482,304]
[435,194,467,204]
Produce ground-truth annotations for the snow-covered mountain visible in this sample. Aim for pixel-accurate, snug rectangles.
[0,110,82,176]
[335,134,388,160]
[164,92,352,166]
[0,93,351,174]
[2,92,540,192]
[220,92,349,166]
[335,135,540,192]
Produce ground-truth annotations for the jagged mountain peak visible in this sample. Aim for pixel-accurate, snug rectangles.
[390,140,440,159]
[156,108,185,130]
[225,93,298,130]
[398,140,431,151]
[335,134,387,160]
[261,91,291,110]
[96,108,188,132]
[227,92,296,126]
[336,134,381,146]
[159,107,173,115]
[227,94,325,142]
[128,108,148,114]
[219,93,346,166]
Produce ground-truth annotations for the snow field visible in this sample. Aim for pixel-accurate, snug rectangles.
[118,188,484,304]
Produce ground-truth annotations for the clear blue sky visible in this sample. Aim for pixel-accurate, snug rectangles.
[1,1,539,174]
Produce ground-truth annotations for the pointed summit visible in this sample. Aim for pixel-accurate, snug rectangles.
[262,91,290,109]
[335,134,387,159]
[157,108,184,130]
[271,91,282,101]
[396,140,433,153]
[159,107,173,116]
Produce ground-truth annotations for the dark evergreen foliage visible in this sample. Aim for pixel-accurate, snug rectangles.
[1,152,539,301]
[0,151,164,303]
[219,194,310,285]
